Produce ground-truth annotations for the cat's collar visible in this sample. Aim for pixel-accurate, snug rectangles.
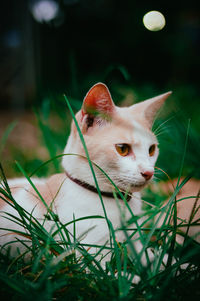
[65,171,132,202]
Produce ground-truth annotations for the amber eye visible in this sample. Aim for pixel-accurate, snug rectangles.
[149,144,156,156]
[115,144,130,156]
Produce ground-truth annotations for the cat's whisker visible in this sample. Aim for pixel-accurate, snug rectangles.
[153,175,163,181]
[154,125,173,138]
[154,169,163,175]
[153,115,175,135]
[153,176,163,181]
[154,129,167,137]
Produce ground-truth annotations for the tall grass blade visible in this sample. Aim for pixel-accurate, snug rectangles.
[0,121,17,160]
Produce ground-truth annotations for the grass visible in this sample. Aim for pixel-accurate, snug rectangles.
[0,93,200,300]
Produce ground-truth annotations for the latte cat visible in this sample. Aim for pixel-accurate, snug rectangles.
[0,83,172,257]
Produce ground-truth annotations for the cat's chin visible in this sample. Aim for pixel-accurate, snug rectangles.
[131,179,154,192]
[130,183,146,192]
[117,181,146,193]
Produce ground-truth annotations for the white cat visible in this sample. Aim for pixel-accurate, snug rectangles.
[0,83,171,258]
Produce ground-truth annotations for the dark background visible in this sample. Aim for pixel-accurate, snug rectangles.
[0,0,199,109]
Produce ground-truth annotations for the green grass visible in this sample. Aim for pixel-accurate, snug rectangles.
[0,93,200,300]
[1,162,200,300]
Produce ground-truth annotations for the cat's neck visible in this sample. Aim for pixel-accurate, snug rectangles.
[62,151,113,192]
[65,170,132,201]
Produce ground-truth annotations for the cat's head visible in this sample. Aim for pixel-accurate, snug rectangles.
[63,83,171,192]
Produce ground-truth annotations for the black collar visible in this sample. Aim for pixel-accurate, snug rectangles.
[65,171,132,202]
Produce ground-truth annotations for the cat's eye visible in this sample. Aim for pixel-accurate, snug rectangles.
[115,144,131,157]
[149,144,156,156]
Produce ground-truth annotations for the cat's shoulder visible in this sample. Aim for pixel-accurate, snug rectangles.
[0,173,67,209]
[45,173,67,199]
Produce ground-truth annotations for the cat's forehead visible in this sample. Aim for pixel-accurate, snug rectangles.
[111,107,157,143]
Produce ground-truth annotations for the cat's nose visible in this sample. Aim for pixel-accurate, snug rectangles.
[141,171,154,181]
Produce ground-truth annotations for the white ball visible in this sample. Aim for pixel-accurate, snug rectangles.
[143,11,166,31]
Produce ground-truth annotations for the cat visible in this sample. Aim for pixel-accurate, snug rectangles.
[0,82,173,260]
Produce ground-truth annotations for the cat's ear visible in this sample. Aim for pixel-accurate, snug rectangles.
[82,83,114,117]
[131,92,172,129]
[81,83,115,130]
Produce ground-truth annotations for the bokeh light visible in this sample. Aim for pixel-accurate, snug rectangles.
[143,11,166,31]
[31,0,59,23]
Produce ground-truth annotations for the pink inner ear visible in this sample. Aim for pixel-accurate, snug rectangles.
[82,83,114,116]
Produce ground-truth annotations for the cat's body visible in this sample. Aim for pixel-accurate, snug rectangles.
[158,178,200,243]
[1,174,142,251]
[1,83,198,259]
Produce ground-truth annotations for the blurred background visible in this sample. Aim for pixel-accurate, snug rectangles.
[0,0,200,179]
